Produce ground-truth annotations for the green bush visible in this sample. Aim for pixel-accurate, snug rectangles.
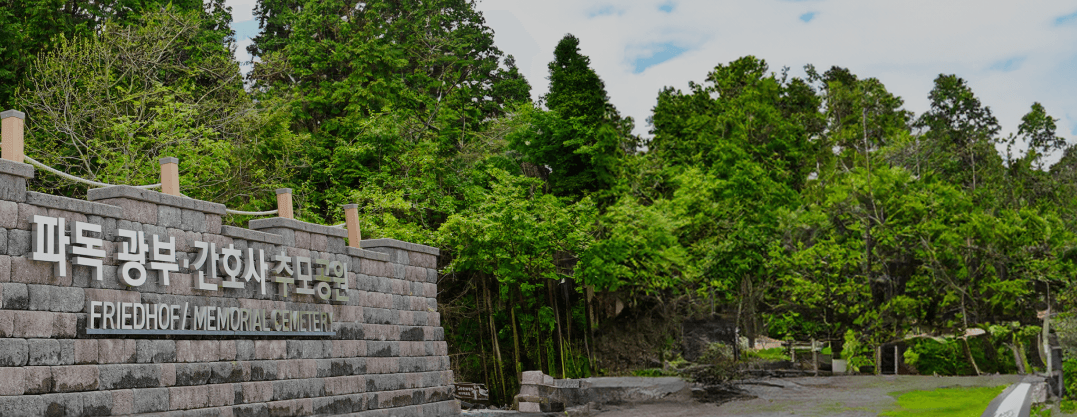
[744,347,789,361]
[1063,358,1077,400]
[843,330,875,371]
[904,335,1025,376]
[1061,399,1077,414]
[904,338,971,375]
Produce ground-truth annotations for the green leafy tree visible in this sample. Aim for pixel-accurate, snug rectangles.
[14,8,296,213]
[511,34,637,197]
[805,65,911,175]
[913,74,1003,193]
[650,56,820,192]
[0,0,233,109]
[247,0,531,233]
[439,168,595,400]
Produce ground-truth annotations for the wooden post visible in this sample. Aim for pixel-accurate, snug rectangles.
[1,110,25,163]
[875,346,882,375]
[790,341,796,364]
[894,345,900,375]
[812,339,819,376]
[276,188,294,219]
[344,204,361,247]
[159,157,180,196]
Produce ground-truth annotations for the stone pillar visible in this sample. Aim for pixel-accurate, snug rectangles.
[812,339,819,376]
[159,157,180,196]
[344,203,361,247]
[1,110,25,163]
[276,188,293,219]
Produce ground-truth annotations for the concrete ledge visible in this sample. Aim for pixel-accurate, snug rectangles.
[248,217,348,238]
[361,239,440,256]
[26,192,123,219]
[87,186,226,215]
[346,247,391,262]
[1,110,25,119]
[221,225,284,245]
[0,159,34,179]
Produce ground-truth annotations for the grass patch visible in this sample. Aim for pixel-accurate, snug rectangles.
[880,385,1007,417]
[630,368,678,377]
[744,347,789,361]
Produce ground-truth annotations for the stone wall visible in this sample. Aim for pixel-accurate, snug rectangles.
[0,158,459,416]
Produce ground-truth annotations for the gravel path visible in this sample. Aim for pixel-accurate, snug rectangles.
[594,374,1027,417]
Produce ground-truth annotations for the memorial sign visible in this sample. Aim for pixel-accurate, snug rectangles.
[0,127,460,416]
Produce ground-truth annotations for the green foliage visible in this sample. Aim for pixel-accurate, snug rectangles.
[576,196,686,295]
[10,0,1077,398]
[842,330,875,371]
[631,368,678,377]
[903,338,972,375]
[15,8,296,213]
[743,347,789,361]
[510,34,635,197]
[1064,358,1077,400]
[0,0,233,109]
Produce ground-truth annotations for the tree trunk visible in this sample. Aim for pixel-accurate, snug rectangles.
[1017,339,1031,374]
[961,338,982,375]
[479,303,490,397]
[483,276,506,400]
[584,285,595,369]
[1009,342,1026,374]
[563,279,572,342]
[546,280,563,378]
[536,318,546,375]
[550,280,568,378]
[510,303,522,381]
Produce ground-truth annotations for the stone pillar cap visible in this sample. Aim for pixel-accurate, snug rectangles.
[343,204,359,209]
[0,110,25,120]
[276,188,292,194]
[159,156,179,165]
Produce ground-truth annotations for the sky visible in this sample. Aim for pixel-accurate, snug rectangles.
[227,0,1077,155]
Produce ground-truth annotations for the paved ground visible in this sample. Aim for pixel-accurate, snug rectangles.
[593,374,1028,417]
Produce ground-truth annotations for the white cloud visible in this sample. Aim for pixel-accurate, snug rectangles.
[476,0,1077,153]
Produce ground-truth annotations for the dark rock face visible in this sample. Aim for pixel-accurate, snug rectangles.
[681,316,738,362]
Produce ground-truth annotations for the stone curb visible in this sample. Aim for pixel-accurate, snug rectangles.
[249,217,349,238]
[0,159,33,179]
[361,239,440,256]
[26,191,123,219]
[87,185,226,215]
[220,225,284,245]
[347,247,391,262]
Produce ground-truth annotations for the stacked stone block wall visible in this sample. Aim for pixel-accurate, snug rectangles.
[0,159,459,416]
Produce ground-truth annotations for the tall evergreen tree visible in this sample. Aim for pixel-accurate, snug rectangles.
[512,34,635,197]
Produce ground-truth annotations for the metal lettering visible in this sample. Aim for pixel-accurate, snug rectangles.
[193,241,219,291]
[71,221,104,281]
[31,215,69,277]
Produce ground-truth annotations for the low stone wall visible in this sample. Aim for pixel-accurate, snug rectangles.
[0,159,459,416]
[515,371,689,413]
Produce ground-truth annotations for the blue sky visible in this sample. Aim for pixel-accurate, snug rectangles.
[227,0,1077,156]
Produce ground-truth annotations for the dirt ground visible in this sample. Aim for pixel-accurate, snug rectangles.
[593,374,1029,417]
